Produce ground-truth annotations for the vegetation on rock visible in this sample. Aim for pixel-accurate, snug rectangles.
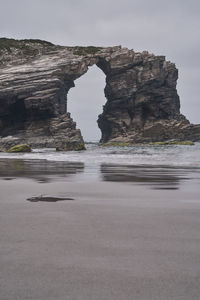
[103,140,195,147]
[78,143,86,150]
[56,142,86,151]
[103,142,135,147]
[74,46,102,56]
[149,141,195,146]
[0,38,54,56]
[0,37,53,50]
[7,144,32,153]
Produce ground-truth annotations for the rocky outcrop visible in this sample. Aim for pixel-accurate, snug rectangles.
[97,50,200,143]
[7,144,31,153]
[0,38,199,150]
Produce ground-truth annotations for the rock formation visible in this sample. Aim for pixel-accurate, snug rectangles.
[0,38,199,150]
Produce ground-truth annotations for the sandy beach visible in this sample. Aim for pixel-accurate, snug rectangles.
[0,157,200,300]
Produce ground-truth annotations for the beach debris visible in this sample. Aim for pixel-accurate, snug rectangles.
[26,195,74,202]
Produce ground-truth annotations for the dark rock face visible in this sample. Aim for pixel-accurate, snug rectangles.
[97,50,200,143]
[0,38,199,150]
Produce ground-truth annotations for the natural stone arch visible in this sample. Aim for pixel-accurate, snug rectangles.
[0,39,200,151]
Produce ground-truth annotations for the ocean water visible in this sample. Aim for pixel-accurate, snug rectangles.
[0,142,200,166]
[0,143,200,190]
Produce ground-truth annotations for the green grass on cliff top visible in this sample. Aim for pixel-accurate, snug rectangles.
[74,46,102,56]
[0,37,54,52]
[0,38,102,57]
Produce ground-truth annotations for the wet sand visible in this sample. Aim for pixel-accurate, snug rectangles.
[0,160,200,300]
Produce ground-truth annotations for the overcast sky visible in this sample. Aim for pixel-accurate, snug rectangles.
[1,0,200,140]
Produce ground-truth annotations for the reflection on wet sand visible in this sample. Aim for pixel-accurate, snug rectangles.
[101,164,200,190]
[0,159,84,183]
[1,158,200,190]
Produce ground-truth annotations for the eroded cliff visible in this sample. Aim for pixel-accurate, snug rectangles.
[0,38,199,150]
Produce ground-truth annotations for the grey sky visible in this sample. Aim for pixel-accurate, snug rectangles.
[1,0,200,140]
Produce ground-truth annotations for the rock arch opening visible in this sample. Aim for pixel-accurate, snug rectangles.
[67,65,106,142]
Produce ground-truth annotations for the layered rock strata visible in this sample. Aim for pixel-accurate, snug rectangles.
[0,38,199,150]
